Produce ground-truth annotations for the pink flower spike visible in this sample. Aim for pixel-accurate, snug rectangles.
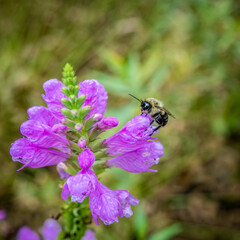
[41,218,61,240]
[78,148,95,170]
[16,226,40,240]
[81,229,97,240]
[97,117,119,131]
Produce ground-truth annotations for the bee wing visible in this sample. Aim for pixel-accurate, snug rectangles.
[163,107,176,119]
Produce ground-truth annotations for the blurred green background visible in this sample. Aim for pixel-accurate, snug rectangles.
[1,0,240,239]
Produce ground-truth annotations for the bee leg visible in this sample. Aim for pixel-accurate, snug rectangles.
[149,125,161,136]
[153,125,161,132]
[150,120,154,126]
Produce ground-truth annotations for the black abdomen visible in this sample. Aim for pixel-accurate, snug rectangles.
[152,112,168,127]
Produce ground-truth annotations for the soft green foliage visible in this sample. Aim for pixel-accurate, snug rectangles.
[148,224,182,240]
[1,0,240,240]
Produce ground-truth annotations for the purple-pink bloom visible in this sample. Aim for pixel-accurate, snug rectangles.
[17,219,61,240]
[104,115,155,155]
[10,106,70,169]
[105,115,163,173]
[89,181,139,225]
[97,116,119,131]
[61,169,97,203]
[16,226,40,240]
[78,80,108,120]
[107,141,163,172]
[81,229,97,240]
[0,210,6,220]
[42,79,66,120]
[41,219,61,240]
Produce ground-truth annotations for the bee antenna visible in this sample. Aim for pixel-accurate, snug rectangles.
[128,93,143,103]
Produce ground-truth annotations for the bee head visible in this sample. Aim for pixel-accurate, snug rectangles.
[129,94,152,113]
[141,101,152,112]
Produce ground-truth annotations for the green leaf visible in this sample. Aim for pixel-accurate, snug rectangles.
[148,224,182,240]
[134,205,148,240]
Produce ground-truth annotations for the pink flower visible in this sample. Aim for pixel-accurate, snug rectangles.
[42,79,66,120]
[81,229,97,240]
[10,106,70,169]
[105,115,164,173]
[89,181,139,225]
[61,169,97,203]
[78,80,108,119]
[16,219,61,240]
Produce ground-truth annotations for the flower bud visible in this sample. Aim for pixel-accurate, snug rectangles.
[52,124,68,134]
[75,123,82,131]
[97,117,119,131]
[93,113,103,121]
[78,137,87,149]
[78,148,95,170]
[57,162,71,179]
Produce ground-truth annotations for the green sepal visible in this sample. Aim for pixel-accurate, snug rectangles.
[69,95,76,102]
[61,98,73,110]
[77,106,91,121]
[64,119,76,129]
[62,77,70,86]
[91,140,107,152]
[69,142,82,153]
[95,150,109,159]
[61,87,71,98]
[61,108,72,119]
[84,117,98,132]
[72,85,79,95]
[75,95,86,109]
[89,128,102,142]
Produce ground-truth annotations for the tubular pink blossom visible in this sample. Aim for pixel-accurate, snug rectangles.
[61,169,97,203]
[104,115,155,155]
[81,229,97,240]
[107,142,163,173]
[97,116,119,131]
[16,226,40,240]
[78,80,108,120]
[89,181,139,225]
[42,79,66,120]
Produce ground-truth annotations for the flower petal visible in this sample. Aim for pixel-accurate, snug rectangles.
[104,115,155,155]
[10,138,69,169]
[107,141,163,172]
[16,226,40,240]
[62,170,96,203]
[89,181,138,225]
[79,80,108,119]
[97,117,118,131]
[81,229,97,240]
[27,106,59,127]
[41,219,61,240]
[42,79,65,119]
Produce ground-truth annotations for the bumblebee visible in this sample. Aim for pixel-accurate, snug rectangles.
[129,94,175,133]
